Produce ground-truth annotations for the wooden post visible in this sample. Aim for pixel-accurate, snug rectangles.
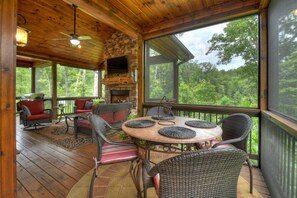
[98,70,102,98]
[137,36,144,116]
[0,0,17,197]
[31,67,36,93]
[52,62,58,119]
[260,9,268,110]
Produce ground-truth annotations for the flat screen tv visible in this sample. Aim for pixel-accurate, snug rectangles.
[107,56,128,76]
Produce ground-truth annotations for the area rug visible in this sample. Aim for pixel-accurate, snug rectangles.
[29,121,94,151]
[67,163,262,198]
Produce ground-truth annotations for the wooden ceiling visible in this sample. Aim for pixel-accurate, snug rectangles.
[17,0,269,70]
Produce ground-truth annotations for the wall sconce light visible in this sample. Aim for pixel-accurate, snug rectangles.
[16,14,30,47]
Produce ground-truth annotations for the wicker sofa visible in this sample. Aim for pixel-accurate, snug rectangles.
[74,102,133,136]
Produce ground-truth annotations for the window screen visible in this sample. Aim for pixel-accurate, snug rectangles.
[268,0,297,121]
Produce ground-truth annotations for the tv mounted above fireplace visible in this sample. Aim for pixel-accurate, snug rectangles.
[107,56,128,76]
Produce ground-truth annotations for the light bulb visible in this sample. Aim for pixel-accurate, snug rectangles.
[70,38,80,45]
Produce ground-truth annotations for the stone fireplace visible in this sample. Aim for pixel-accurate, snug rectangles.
[103,31,138,110]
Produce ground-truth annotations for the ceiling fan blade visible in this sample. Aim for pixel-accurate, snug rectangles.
[84,41,96,47]
[78,36,92,40]
[59,32,71,38]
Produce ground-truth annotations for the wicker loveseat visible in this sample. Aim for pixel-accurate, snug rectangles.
[74,102,133,136]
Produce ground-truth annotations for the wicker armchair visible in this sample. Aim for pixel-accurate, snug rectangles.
[211,113,253,193]
[88,114,139,198]
[143,148,246,198]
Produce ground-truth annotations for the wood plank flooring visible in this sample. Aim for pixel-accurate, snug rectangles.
[16,122,271,198]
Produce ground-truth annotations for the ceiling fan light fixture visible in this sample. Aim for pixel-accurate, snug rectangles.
[70,38,80,45]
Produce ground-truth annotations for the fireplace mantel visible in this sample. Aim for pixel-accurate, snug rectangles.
[102,76,135,85]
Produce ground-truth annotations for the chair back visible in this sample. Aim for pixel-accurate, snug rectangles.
[19,100,45,115]
[89,114,110,159]
[221,113,252,151]
[150,148,246,198]
[74,98,93,110]
[146,106,173,116]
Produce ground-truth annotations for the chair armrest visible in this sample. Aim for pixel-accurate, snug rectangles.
[212,137,243,148]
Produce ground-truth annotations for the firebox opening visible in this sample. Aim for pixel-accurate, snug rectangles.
[111,90,130,103]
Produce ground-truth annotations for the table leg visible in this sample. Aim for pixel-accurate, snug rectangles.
[55,108,64,124]
[65,116,69,133]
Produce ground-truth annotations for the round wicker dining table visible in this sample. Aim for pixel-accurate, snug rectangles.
[122,116,222,160]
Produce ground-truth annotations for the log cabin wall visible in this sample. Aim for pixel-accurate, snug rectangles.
[103,31,138,109]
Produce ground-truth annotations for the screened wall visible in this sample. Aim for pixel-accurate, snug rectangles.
[144,15,259,108]
[268,0,297,121]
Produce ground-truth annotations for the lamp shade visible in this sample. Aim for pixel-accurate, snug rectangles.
[16,26,29,47]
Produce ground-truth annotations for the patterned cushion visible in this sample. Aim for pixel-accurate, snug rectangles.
[153,174,160,197]
[26,113,50,121]
[100,142,138,164]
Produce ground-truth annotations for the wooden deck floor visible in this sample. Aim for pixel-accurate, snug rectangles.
[16,122,271,198]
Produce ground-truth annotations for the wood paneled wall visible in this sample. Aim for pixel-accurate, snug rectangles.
[0,0,17,197]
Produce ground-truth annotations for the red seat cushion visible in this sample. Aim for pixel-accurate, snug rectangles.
[76,109,92,113]
[20,100,44,115]
[100,142,138,164]
[27,113,50,121]
[153,174,160,197]
[113,110,129,123]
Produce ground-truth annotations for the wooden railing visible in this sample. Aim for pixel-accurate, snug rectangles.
[16,96,98,115]
[142,103,261,163]
[261,111,297,198]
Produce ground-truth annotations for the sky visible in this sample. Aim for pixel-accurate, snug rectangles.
[176,22,244,71]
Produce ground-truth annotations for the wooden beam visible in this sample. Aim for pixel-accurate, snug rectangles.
[260,9,268,110]
[62,0,142,38]
[143,0,260,39]
[31,67,36,93]
[259,0,270,9]
[0,0,17,197]
[16,60,33,67]
[52,62,58,119]
[137,36,144,116]
[17,50,99,70]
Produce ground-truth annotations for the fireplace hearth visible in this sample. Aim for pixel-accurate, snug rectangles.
[110,90,130,103]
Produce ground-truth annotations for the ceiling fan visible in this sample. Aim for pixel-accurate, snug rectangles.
[53,4,91,46]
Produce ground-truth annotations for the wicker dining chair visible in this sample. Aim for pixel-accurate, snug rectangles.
[143,148,246,198]
[88,114,140,198]
[211,113,253,193]
[146,106,174,116]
